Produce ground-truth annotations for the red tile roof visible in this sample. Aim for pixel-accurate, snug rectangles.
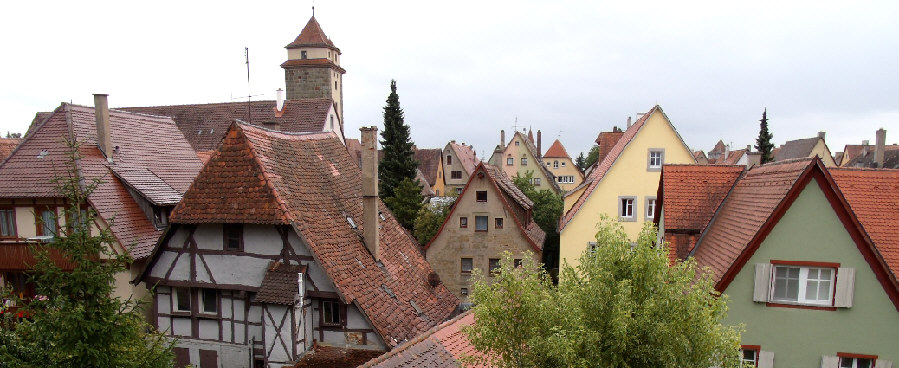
[170,123,458,347]
[0,103,203,259]
[361,311,489,368]
[294,344,383,368]
[0,138,21,163]
[838,144,899,166]
[449,142,479,176]
[543,139,570,158]
[256,262,307,305]
[691,159,814,285]
[720,149,747,165]
[286,16,339,51]
[120,99,335,152]
[830,168,899,288]
[596,131,624,164]
[415,148,443,187]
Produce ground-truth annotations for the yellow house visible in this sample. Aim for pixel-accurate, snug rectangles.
[488,130,561,193]
[542,139,584,192]
[559,105,695,268]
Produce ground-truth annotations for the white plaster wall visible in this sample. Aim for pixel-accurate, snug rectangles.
[194,224,223,250]
[263,305,292,364]
[203,255,270,286]
[199,319,219,340]
[176,338,252,368]
[244,225,283,255]
[172,316,191,336]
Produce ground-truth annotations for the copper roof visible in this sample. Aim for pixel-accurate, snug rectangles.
[120,99,335,152]
[361,311,488,368]
[0,103,203,259]
[169,123,458,347]
[542,139,570,158]
[286,16,339,51]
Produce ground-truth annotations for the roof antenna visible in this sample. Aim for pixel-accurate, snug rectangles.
[245,47,251,124]
[312,5,315,17]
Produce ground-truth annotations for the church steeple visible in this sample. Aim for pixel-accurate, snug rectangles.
[282,15,346,122]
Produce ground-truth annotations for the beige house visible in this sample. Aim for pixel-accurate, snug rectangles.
[773,132,836,167]
[488,129,560,193]
[542,139,584,192]
[441,140,478,195]
[425,163,545,302]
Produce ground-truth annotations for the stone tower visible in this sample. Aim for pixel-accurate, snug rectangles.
[282,16,346,121]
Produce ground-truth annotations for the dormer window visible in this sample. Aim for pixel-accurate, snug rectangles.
[153,207,169,229]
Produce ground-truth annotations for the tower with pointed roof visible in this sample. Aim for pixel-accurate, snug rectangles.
[282,15,346,121]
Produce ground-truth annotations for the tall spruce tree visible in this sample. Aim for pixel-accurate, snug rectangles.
[755,108,775,164]
[379,79,419,199]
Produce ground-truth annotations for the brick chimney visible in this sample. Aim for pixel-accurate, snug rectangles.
[875,128,886,169]
[818,131,826,140]
[93,94,113,163]
[537,130,542,158]
[500,129,505,150]
[360,127,380,261]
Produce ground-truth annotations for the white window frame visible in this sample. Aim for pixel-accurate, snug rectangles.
[534,178,541,186]
[173,287,191,313]
[753,263,855,308]
[839,357,874,368]
[506,157,514,166]
[645,197,657,220]
[770,265,834,306]
[553,160,559,169]
[521,157,528,166]
[475,215,488,232]
[647,148,665,171]
[618,196,636,222]
[200,288,218,315]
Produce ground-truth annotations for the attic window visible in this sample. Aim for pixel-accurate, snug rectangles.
[301,50,307,59]
[346,216,357,229]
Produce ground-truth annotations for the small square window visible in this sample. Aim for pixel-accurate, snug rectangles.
[495,218,504,229]
[460,217,468,228]
[451,171,462,179]
[223,224,243,251]
[476,191,487,202]
[174,287,191,313]
[561,162,566,166]
[461,258,473,273]
[506,157,514,166]
[460,288,469,296]
[521,157,528,166]
[201,288,218,314]
[322,300,342,326]
[619,197,636,221]
[534,178,541,186]
[475,216,488,232]
[740,346,759,367]
[446,155,453,165]
[514,141,520,146]
[488,258,501,275]
[513,259,522,268]
[648,149,665,171]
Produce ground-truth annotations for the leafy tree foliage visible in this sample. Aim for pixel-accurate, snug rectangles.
[574,152,586,172]
[379,79,418,199]
[512,171,563,268]
[0,139,173,368]
[582,144,600,170]
[464,217,743,368]
[755,109,775,164]
[5,131,22,138]
[412,195,455,245]
[383,177,423,230]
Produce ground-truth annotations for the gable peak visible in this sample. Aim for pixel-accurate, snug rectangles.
[286,16,338,50]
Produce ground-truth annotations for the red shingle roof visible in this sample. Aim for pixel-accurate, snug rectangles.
[0,104,203,259]
[286,16,338,50]
[0,138,21,163]
[120,99,335,152]
[596,130,624,164]
[543,139,569,158]
[415,148,443,186]
[170,123,458,347]
[361,311,489,368]
[838,144,899,166]
[449,142,478,176]
[256,262,307,305]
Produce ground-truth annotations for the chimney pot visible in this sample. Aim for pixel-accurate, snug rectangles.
[862,140,870,146]
[360,127,380,261]
[627,116,632,128]
[93,94,113,164]
[276,88,285,111]
[875,128,886,169]
[818,131,826,140]
[747,145,752,152]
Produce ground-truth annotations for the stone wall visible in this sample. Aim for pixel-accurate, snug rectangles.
[284,67,333,101]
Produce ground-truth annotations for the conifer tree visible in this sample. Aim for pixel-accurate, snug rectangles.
[755,109,775,164]
[379,80,419,199]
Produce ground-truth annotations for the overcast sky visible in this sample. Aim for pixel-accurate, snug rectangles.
[2,1,897,159]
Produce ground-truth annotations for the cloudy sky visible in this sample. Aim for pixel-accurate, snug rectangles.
[2,0,897,159]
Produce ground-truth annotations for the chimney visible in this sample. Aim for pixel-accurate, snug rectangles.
[263,121,281,131]
[537,130,542,158]
[276,88,285,111]
[93,94,113,164]
[627,116,632,129]
[818,131,826,140]
[500,129,505,150]
[875,128,886,168]
[360,127,380,261]
[746,145,752,152]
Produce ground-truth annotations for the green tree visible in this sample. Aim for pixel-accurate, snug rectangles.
[5,132,22,138]
[0,139,173,368]
[512,171,563,269]
[574,152,586,172]
[755,108,775,164]
[583,144,600,169]
[413,195,455,245]
[464,217,743,368]
[383,177,424,230]
[379,79,418,199]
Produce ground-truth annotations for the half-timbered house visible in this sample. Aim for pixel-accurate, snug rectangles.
[139,123,458,368]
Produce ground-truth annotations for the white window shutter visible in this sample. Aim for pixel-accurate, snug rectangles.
[875,360,892,368]
[820,355,839,368]
[834,267,856,308]
[758,351,775,368]
[754,263,772,302]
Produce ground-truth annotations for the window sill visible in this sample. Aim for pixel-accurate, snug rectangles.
[474,230,488,233]
[618,217,637,222]
[764,301,837,311]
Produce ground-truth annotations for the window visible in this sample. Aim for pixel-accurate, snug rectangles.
[475,216,488,232]
[460,288,469,296]
[495,218,504,229]
[648,149,665,170]
[587,242,598,253]
[153,207,168,229]
[506,157,514,166]
[521,157,528,166]
[826,353,883,368]
[753,262,854,308]
[553,160,559,169]
[451,171,462,179]
[645,197,657,220]
[223,224,243,251]
[840,357,873,368]
[740,346,759,367]
[459,217,468,228]
[488,258,500,275]
[322,300,342,326]
[461,258,473,273]
[534,178,541,186]
[0,208,16,237]
[301,50,307,59]
[771,265,833,305]
[514,141,520,146]
[200,288,218,314]
[618,197,636,221]
[476,191,487,202]
[557,176,575,184]
[36,208,56,237]
[446,155,452,165]
[513,259,522,268]
[173,287,191,312]
[561,162,566,167]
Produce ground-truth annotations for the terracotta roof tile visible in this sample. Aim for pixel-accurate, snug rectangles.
[361,311,489,368]
[294,344,382,368]
[721,149,747,165]
[121,99,334,152]
[660,165,743,231]
[691,159,814,283]
[171,123,458,347]
[415,148,442,186]
[596,131,624,164]
[111,165,183,206]
[0,138,21,163]
[256,262,307,305]
[285,16,338,50]
[542,139,570,158]
[844,149,899,169]
[450,142,478,176]
[830,168,899,283]
[838,144,899,166]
